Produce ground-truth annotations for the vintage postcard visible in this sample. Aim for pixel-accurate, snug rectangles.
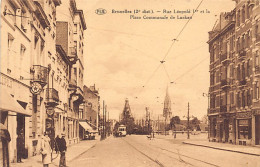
[0,0,259,166]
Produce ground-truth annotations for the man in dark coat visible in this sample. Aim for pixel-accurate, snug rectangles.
[59,133,67,167]
[55,135,60,154]
[17,130,24,163]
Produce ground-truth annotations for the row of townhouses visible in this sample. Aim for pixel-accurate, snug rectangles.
[208,0,260,145]
[0,0,100,164]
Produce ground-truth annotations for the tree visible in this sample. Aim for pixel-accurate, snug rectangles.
[170,116,181,129]
[201,115,208,124]
[191,117,200,130]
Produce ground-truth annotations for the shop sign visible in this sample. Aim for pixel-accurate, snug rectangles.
[46,107,54,116]
[252,110,260,115]
[0,74,13,88]
[30,82,42,95]
[236,112,252,118]
[238,119,248,125]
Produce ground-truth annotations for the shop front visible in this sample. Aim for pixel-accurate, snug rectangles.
[236,111,252,145]
[0,86,32,165]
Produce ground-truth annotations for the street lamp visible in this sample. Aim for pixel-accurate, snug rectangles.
[203,91,210,139]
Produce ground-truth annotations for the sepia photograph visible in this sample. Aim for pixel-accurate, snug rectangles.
[0,0,260,166]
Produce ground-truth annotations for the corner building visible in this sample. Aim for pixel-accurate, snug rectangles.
[208,0,260,146]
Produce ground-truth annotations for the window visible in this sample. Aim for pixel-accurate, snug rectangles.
[255,81,259,100]
[242,90,245,108]
[247,89,251,106]
[8,33,14,48]
[242,6,245,23]
[237,37,240,51]
[74,24,77,34]
[230,92,234,104]
[21,10,27,32]
[237,93,241,108]
[256,51,259,66]
[237,10,240,26]
[247,60,250,77]
[238,119,251,139]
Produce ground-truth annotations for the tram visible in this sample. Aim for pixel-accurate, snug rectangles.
[116,125,127,137]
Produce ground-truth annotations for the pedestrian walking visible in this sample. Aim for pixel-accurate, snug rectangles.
[55,135,61,154]
[40,132,52,167]
[59,133,67,167]
[16,129,24,163]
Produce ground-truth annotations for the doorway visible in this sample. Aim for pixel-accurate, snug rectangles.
[255,116,260,145]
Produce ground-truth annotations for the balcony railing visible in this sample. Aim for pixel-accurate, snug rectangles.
[220,53,227,62]
[256,65,260,74]
[69,47,77,58]
[220,105,227,112]
[238,49,246,59]
[239,79,246,86]
[69,76,77,88]
[31,65,48,86]
[221,79,230,89]
[46,88,59,106]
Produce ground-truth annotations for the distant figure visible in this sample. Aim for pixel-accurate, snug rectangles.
[1,123,11,167]
[55,135,61,154]
[17,129,24,163]
[59,133,67,167]
[41,132,52,167]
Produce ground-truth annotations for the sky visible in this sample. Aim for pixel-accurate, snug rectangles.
[77,0,236,120]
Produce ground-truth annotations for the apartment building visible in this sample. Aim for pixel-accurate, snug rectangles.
[208,0,260,146]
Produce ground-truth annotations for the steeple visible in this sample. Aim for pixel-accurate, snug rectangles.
[163,86,172,120]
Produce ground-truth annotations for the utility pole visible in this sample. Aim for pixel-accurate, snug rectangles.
[105,105,107,138]
[158,115,159,135]
[102,100,105,140]
[187,102,190,139]
[165,117,166,136]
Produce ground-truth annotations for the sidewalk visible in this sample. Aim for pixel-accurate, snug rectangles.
[10,136,100,167]
[155,133,260,156]
[183,140,260,156]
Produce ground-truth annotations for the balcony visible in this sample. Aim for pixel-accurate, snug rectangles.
[239,79,246,86]
[31,65,49,86]
[256,34,260,43]
[69,76,77,89]
[238,49,246,60]
[220,105,227,112]
[221,79,230,90]
[69,47,78,64]
[46,88,59,106]
[220,53,227,62]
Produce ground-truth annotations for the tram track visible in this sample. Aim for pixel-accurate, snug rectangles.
[122,138,165,167]
[122,137,220,167]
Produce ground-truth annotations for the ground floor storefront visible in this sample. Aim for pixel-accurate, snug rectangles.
[209,110,260,146]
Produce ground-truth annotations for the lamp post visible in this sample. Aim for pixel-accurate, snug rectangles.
[203,91,210,139]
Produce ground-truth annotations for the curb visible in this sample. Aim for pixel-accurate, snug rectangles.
[182,142,260,156]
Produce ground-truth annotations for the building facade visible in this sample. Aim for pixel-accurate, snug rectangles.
[0,0,87,165]
[56,0,86,145]
[208,0,260,146]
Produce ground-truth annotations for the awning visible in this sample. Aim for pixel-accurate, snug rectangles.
[79,121,98,133]
[0,87,32,116]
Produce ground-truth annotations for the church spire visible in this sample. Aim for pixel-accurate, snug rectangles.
[163,86,172,120]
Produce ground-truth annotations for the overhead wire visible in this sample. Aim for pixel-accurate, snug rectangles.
[162,0,204,61]
[137,0,204,99]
